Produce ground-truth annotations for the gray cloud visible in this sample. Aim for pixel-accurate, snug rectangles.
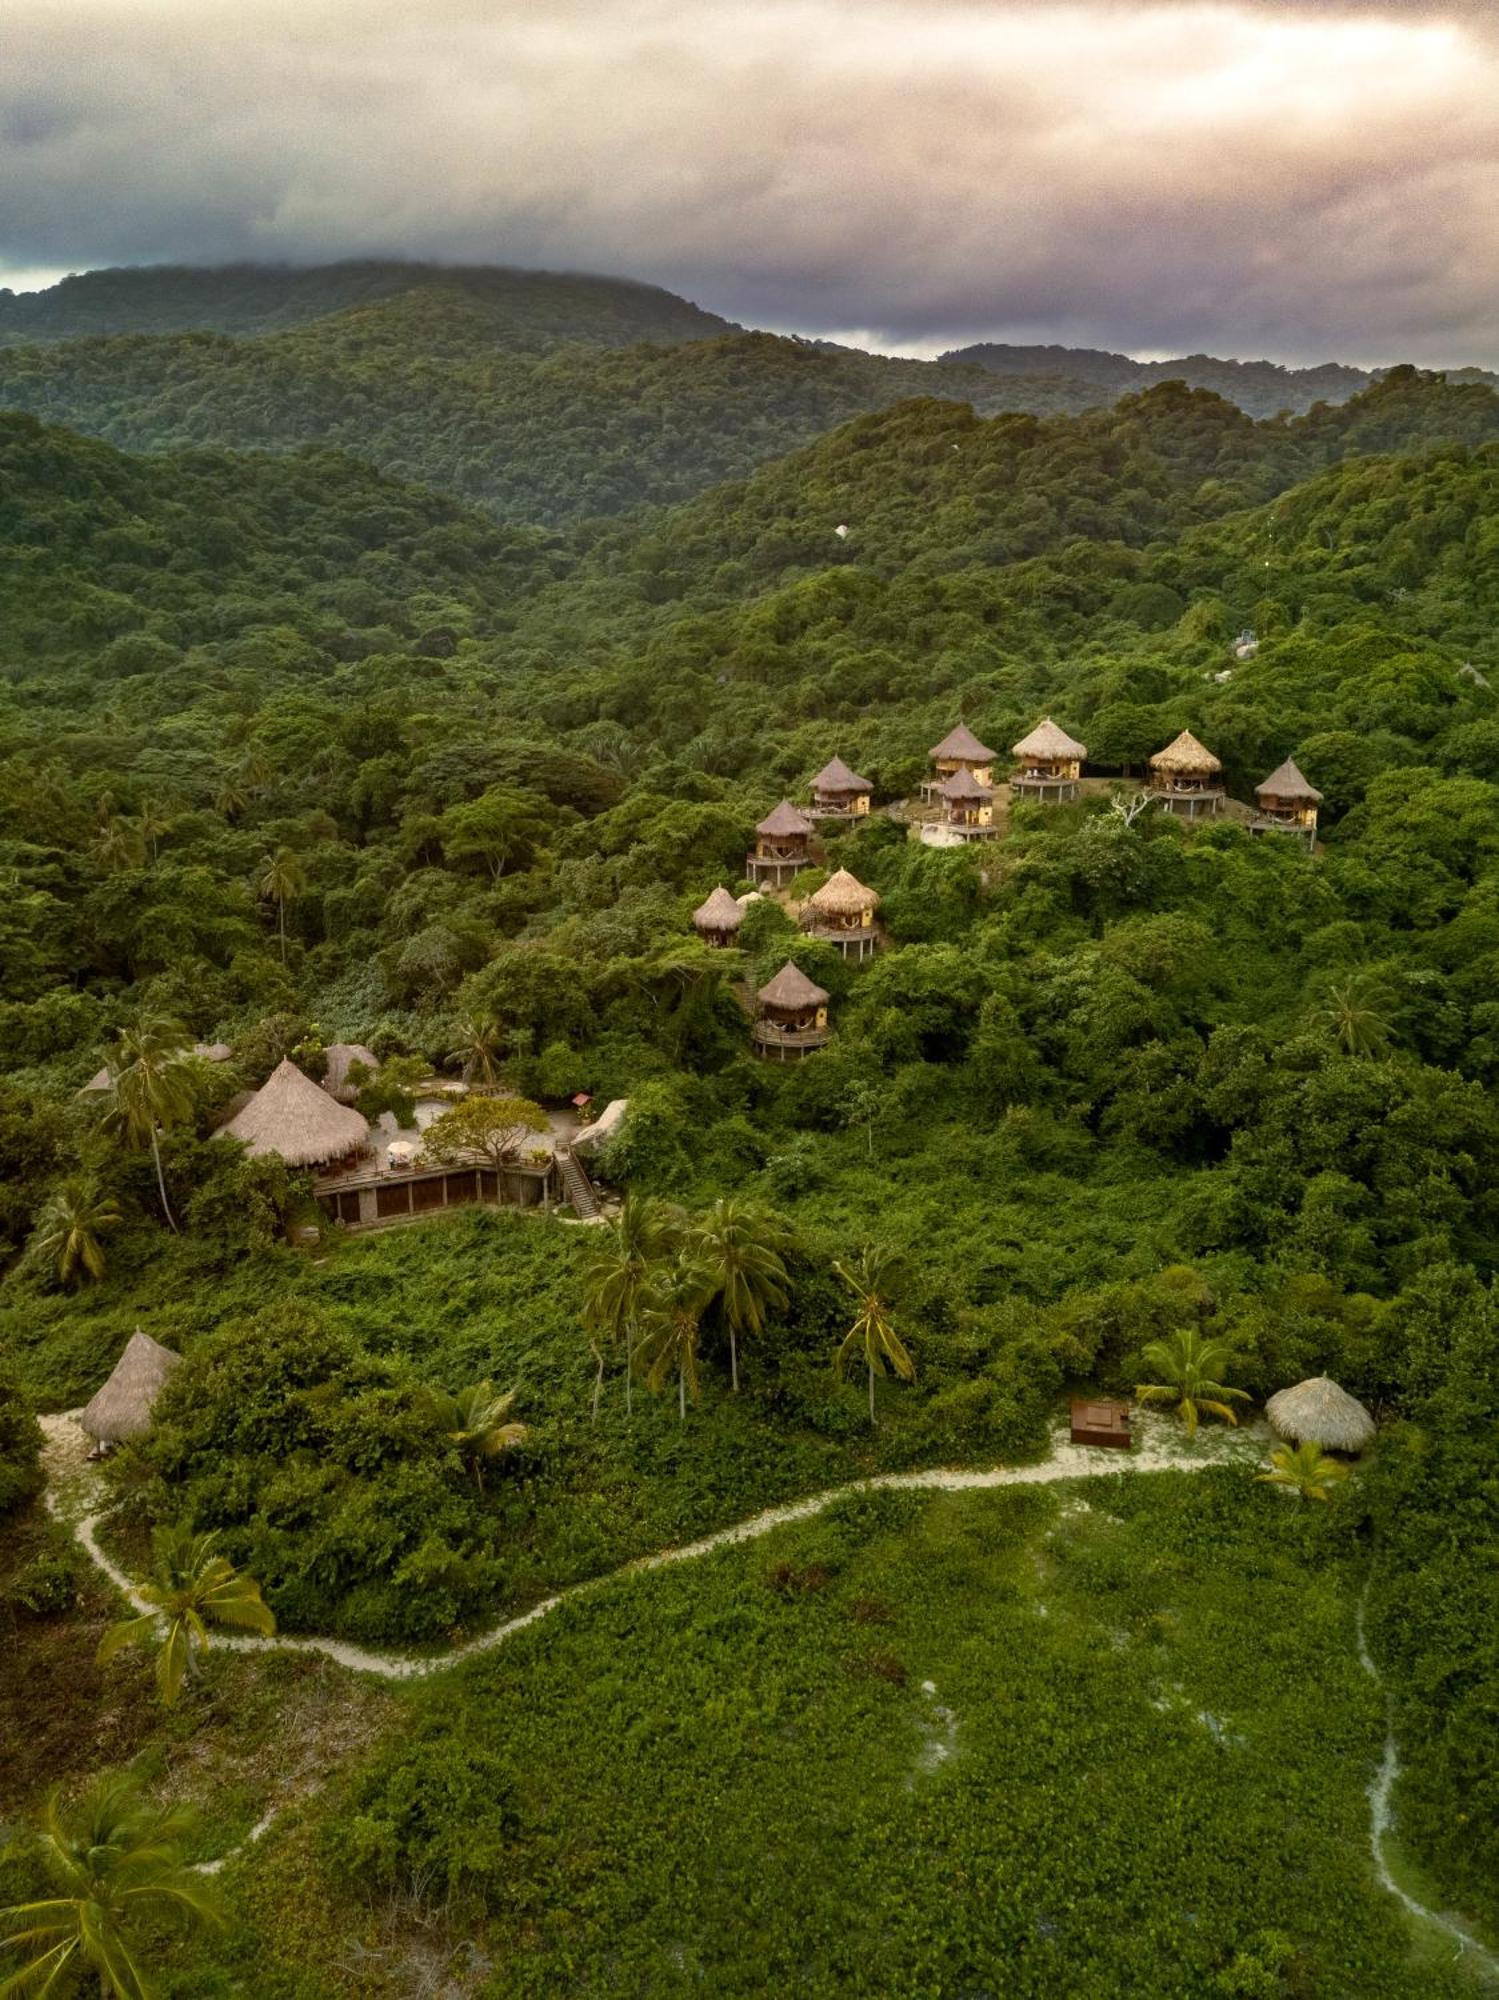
[1,0,1497,364]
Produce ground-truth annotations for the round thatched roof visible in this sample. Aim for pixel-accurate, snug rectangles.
[930,722,996,762]
[1256,757,1323,805]
[693,885,744,933]
[1150,729,1222,774]
[219,1057,369,1167]
[80,1329,182,1443]
[193,1041,233,1063]
[1013,717,1087,762]
[758,960,829,1009]
[1265,1376,1375,1452]
[757,799,814,838]
[938,767,992,803]
[809,867,880,916]
[811,755,872,794]
[322,1042,379,1104]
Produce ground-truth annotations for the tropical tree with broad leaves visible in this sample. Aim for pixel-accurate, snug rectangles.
[99,1018,197,1233]
[1135,1327,1251,1435]
[694,1198,792,1393]
[580,1196,687,1418]
[833,1245,915,1426]
[0,1772,222,1999]
[636,1252,718,1421]
[1257,1439,1350,1502]
[27,1174,123,1287]
[256,846,306,965]
[96,1525,275,1705]
[427,1381,527,1492]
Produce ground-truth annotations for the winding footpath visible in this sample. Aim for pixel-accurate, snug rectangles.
[39,1413,1499,1979]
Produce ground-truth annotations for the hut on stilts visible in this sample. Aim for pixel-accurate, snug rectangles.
[802,869,881,960]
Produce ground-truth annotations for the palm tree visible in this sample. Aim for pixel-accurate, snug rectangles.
[28,1175,123,1287]
[1317,977,1392,1058]
[1257,1439,1350,1502]
[0,1772,221,1998]
[256,846,306,965]
[449,1013,507,1090]
[636,1254,717,1421]
[694,1198,791,1393]
[96,1525,275,1705]
[91,817,146,875]
[131,798,173,863]
[100,1018,196,1233]
[428,1381,527,1492]
[580,1196,686,1418]
[832,1245,915,1426]
[1135,1327,1251,1435]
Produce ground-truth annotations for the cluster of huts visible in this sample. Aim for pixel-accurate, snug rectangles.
[701,719,1322,1059]
[921,720,1321,848]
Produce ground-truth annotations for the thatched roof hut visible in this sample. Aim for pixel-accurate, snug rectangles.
[1265,1376,1375,1453]
[757,961,829,1010]
[808,868,880,918]
[938,767,992,804]
[756,800,814,839]
[1150,729,1222,775]
[693,885,744,938]
[80,1329,182,1444]
[193,1042,233,1063]
[1012,718,1087,762]
[811,755,872,796]
[1256,757,1322,806]
[77,1066,112,1097]
[930,723,996,763]
[322,1042,379,1104]
[219,1057,369,1167]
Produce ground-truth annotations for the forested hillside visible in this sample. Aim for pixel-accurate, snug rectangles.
[0,260,738,346]
[2,371,1498,1961]
[0,289,1100,524]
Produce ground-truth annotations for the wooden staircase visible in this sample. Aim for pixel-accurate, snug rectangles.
[557,1146,600,1219]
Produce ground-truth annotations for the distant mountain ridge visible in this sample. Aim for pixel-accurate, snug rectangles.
[941,339,1499,419]
[0,259,738,349]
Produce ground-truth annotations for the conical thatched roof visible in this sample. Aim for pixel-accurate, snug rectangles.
[1256,757,1322,805]
[80,1330,182,1443]
[1013,717,1087,761]
[219,1057,369,1167]
[1265,1376,1375,1452]
[930,723,996,762]
[322,1042,379,1104]
[811,755,872,794]
[809,868,880,916]
[758,961,829,1009]
[938,767,993,803]
[693,885,744,933]
[756,799,814,837]
[77,1066,112,1097]
[1150,729,1222,774]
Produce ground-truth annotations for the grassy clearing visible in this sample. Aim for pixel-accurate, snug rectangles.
[148,1468,1490,1999]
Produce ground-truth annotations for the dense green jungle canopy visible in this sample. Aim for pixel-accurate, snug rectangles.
[1,295,1498,1953]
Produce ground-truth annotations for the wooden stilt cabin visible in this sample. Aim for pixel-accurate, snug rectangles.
[936,766,998,838]
[808,756,873,820]
[1148,731,1224,819]
[692,885,745,946]
[746,801,815,887]
[752,961,830,1059]
[923,723,996,801]
[1250,758,1321,850]
[1010,718,1087,802]
[803,868,880,960]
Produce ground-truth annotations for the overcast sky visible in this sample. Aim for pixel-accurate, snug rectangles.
[2,0,1497,365]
